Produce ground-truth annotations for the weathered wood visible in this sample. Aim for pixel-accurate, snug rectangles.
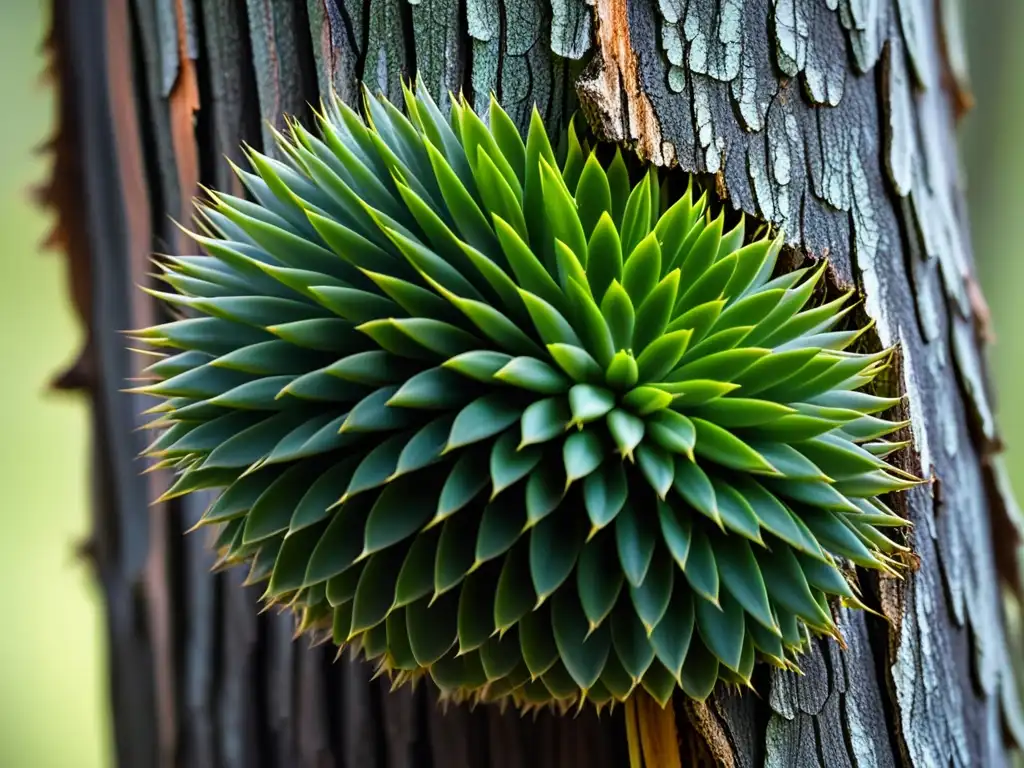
[42,0,1024,765]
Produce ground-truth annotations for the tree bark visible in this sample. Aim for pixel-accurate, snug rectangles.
[42,0,1024,766]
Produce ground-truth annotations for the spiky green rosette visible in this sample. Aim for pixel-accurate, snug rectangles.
[133,82,915,711]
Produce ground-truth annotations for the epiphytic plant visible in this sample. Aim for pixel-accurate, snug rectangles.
[131,77,915,711]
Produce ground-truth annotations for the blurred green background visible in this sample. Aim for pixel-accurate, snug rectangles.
[0,4,109,768]
[0,3,1019,767]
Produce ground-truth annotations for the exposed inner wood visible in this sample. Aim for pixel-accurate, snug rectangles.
[577,0,672,166]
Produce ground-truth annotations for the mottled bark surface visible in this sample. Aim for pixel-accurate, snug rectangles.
[43,0,1024,766]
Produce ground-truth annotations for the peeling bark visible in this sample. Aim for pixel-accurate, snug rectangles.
[42,0,1024,765]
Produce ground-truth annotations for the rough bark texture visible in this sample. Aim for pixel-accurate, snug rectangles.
[42,0,1024,766]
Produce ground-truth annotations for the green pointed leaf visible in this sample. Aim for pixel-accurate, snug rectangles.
[714,536,777,632]
[341,386,413,433]
[519,288,583,347]
[525,461,564,526]
[756,546,834,630]
[691,418,777,473]
[796,552,857,601]
[733,477,823,557]
[419,141,498,258]
[267,522,325,596]
[490,432,543,497]
[539,157,588,265]
[494,542,535,632]
[548,343,605,384]
[488,95,527,183]
[725,235,781,298]
[709,479,763,543]
[350,546,405,634]
[519,605,559,678]
[640,660,677,707]
[212,340,322,376]
[328,350,415,386]
[554,239,589,295]
[672,459,720,526]
[616,501,656,587]
[564,278,616,369]
[394,528,440,607]
[676,253,737,316]
[683,527,719,603]
[801,509,886,568]
[326,565,361,607]
[692,398,796,428]
[480,630,522,681]
[434,504,479,595]
[391,415,456,481]
[636,329,692,382]
[649,587,694,681]
[577,533,624,630]
[587,212,623,304]
[202,411,308,469]
[679,638,718,700]
[520,396,571,448]
[443,350,512,383]
[583,461,628,533]
[636,443,674,499]
[622,232,661,309]
[445,294,542,358]
[600,280,635,351]
[406,591,459,665]
[435,450,489,523]
[563,430,605,486]
[447,394,525,451]
[647,409,696,457]
[290,457,358,532]
[568,383,615,426]
[475,493,527,564]
[494,356,571,394]
[388,367,473,409]
[561,115,586,191]
[524,107,559,253]
[679,212,723,285]
[657,500,693,570]
[612,604,656,681]
[669,348,769,384]
[622,385,673,416]
[244,461,323,543]
[493,215,565,310]
[343,432,406,499]
[665,298,725,343]
[633,269,679,352]
[620,171,654,257]
[202,467,283,525]
[387,608,418,670]
[475,146,529,239]
[607,408,645,459]
[576,153,613,236]
[530,513,584,603]
[605,350,640,390]
[363,476,438,555]
[630,548,674,633]
[552,588,611,690]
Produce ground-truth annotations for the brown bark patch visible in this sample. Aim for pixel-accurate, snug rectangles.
[170,0,201,231]
[576,0,674,166]
[681,699,736,767]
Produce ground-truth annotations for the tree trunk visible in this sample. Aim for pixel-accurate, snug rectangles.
[42,0,1024,765]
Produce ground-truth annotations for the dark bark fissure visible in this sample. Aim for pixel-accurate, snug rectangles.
[40,0,1024,766]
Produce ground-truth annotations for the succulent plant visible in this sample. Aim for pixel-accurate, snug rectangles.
[132,79,916,711]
